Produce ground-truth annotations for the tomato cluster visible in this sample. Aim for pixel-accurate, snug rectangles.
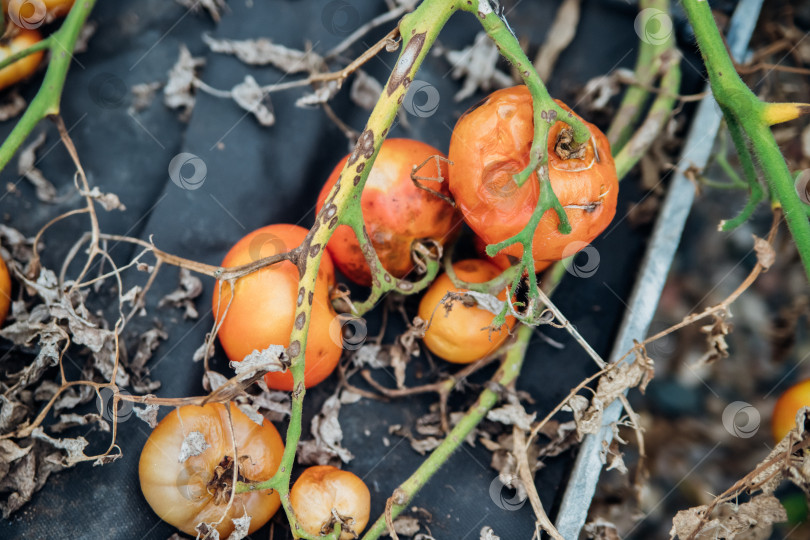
[138,83,618,537]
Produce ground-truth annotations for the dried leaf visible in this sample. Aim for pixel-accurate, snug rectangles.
[178,431,210,463]
[50,413,110,433]
[753,234,775,270]
[226,512,251,540]
[131,325,168,372]
[583,519,620,540]
[176,0,227,22]
[129,82,163,114]
[164,45,205,120]
[297,394,353,465]
[18,132,57,203]
[231,75,275,126]
[81,186,126,211]
[230,344,286,380]
[134,403,159,428]
[202,34,318,72]
[350,70,382,110]
[158,268,203,319]
[296,81,342,108]
[0,91,26,121]
[31,427,90,466]
[670,494,787,539]
[486,403,536,431]
[443,32,512,101]
[390,515,421,536]
[480,527,501,540]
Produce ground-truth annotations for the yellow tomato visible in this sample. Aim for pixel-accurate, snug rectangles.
[290,465,371,539]
[0,29,44,91]
[139,402,284,537]
[418,259,516,364]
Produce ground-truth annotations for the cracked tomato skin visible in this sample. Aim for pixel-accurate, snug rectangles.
[213,224,342,391]
[418,259,516,364]
[316,138,461,286]
[0,255,11,325]
[448,86,618,272]
[139,402,284,537]
[0,29,44,91]
[290,465,370,540]
[772,379,810,443]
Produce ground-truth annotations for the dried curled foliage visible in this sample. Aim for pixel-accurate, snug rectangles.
[669,409,810,539]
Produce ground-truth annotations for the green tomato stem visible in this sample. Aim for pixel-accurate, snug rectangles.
[361,323,533,540]
[0,0,98,172]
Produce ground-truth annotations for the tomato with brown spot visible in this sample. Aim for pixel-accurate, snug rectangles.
[316,138,461,286]
[448,86,618,272]
[290,465,370,539]
[139,402,284,537]
[212,224,342,391]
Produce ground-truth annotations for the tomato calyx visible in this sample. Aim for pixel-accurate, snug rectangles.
[554,127,587,160]
[320,508,358,537]
[207,455,253,505]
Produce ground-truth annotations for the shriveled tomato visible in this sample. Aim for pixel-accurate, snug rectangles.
[213,224,342,391]
[139,402,284,537]
[316,138,461,286]
[0,29,44,91]
[290,465,370,539]
[0,255,11,325]
[418,259,516,364]
[5,0,75,25]
[772,379,810,442]
[448,86,618,272]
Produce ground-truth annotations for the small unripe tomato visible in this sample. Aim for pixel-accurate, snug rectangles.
[213,224,342,391]
[316,138,461,286]
[0,29,44,91]
[139,402,284,537]
[290,465,371,539]
[5,0,75,27]
[418,259,516,364]
[772,379,810,442]
[448,86,618,272]
[0,255,11,325]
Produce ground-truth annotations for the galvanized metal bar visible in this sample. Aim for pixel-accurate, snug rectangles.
[554,0,765,536]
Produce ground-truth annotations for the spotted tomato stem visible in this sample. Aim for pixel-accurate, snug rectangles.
[682,0,810,279]
[0,0,98,173]
[361,323,533,540]
[235,1,458,538]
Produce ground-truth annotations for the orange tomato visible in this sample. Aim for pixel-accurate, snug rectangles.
[448,86,618,272]
[139,402,284,537]
[0,29,44,91]
[212,224,342,391]
[772,379,810,442]
[418,259,516,364]
[316,138,461,286]
[0,255,11,325]
[290,465,371,539]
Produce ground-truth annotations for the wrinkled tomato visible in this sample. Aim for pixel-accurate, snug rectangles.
[448,86,618,272]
